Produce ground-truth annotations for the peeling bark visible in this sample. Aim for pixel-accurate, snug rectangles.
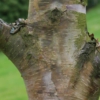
[0,0,100,100]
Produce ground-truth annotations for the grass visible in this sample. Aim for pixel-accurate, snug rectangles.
[0,52,28,100]
[0,5,100,100]
[87,4,100,40]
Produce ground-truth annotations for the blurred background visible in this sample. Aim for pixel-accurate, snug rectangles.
[0,0,100,100]
[0,0,29,22]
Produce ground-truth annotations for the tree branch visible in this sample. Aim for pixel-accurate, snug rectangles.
[0,19,27,72]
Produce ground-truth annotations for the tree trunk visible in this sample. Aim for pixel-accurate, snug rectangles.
[0,0,100,100]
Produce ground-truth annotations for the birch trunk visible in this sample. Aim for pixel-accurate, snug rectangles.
[0,0,100,100]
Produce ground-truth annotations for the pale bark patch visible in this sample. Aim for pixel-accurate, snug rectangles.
[50,1,63,10]
[67,4,86,14]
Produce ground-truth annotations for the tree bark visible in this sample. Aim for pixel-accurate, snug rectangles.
[0,0,100,100]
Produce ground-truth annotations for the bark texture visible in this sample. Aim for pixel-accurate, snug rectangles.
[0,0,100,100]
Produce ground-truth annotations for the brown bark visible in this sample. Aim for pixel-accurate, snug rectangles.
[0,0,100,100]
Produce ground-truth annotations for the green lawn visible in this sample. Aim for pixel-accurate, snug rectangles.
[87,4,100,40]
[0,52,28,100]
[0,5,100,100]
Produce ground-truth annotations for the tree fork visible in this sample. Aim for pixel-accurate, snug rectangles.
[0,0,100,100]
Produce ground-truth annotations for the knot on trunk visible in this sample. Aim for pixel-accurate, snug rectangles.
[46,8,63,24]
